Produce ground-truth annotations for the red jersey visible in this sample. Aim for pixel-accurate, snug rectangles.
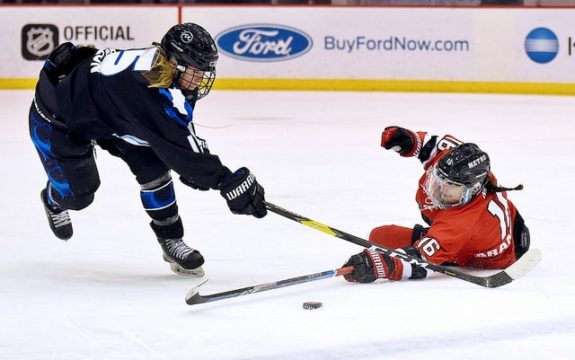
[413,134,518,269]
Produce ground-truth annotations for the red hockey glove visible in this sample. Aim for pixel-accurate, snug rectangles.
[380,126,424,157]
[342,249,403,283]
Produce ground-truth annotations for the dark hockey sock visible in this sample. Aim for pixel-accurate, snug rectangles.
[151,215,184,239]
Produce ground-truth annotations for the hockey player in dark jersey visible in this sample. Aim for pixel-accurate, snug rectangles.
[29,23,267,277]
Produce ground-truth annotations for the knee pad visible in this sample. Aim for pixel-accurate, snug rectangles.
[140,173,178,220]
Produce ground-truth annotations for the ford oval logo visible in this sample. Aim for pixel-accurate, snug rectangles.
[215,24,313,62]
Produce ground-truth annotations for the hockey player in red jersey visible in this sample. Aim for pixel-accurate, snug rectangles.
[343,127,531,283]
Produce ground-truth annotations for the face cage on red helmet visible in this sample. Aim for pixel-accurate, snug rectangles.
[175,65,216,101]
[423,165,476,210]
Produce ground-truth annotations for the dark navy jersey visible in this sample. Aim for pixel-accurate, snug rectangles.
[49,46,227,189]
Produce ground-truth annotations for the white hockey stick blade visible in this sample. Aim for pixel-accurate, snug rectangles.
[483,248,542,288]
[504,248,542,281]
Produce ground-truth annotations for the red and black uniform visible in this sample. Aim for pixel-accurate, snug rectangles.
[412,134,519,269]
[363,130,529,281]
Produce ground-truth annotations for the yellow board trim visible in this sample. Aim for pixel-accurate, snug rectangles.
[213,78,575,95]
[0,78,38,89]
[3,77,575,95]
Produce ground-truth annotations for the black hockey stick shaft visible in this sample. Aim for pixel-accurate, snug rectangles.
[185,266,353,305]
[264,201,541,288]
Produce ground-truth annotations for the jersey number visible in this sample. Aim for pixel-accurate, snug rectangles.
[436,135,462,151]
[418,237,441,257]
[487,193,512,245]
[96,48,156,76]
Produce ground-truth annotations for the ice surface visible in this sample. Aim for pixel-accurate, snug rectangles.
[1,90,573,359]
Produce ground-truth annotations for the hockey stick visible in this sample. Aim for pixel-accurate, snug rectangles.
[264,201,542,288]
[185,266,353,305]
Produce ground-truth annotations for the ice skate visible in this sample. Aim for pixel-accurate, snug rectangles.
[158,238,205,277]
[41,188,73,240]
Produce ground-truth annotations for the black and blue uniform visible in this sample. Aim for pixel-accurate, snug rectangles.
[29,43,230,223]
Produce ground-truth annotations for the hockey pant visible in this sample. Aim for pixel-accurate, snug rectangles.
[29,104,179,223]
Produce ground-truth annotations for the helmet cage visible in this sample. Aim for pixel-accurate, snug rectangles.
[425,142,490,209]
[424,165,476,209]
[174,65,215,100]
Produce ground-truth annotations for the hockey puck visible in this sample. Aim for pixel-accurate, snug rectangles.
[302,301,323,310]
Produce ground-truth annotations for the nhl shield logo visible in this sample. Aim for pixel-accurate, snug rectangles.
[21,24,59,60]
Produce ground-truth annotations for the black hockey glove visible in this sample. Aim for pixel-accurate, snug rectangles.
[380,126,422,157]
[219,167,267,218]
[180,176,209,191]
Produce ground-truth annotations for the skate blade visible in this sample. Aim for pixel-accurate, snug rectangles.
[169,263,205,277]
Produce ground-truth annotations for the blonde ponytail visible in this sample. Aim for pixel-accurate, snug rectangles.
[142,45,176,88]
